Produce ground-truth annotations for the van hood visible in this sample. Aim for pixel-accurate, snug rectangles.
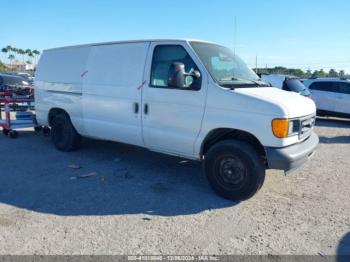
[235,87,316,118]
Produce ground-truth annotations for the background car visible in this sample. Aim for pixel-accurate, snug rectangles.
[0,73,33,96]
[260,74,311,97]
[4,72,34,85]
[303,78,350,118]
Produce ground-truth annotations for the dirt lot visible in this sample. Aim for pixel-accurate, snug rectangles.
[0,117,349,255]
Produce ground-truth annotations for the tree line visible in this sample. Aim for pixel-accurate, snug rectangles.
[254,66,348,79]
[1,45,41,68]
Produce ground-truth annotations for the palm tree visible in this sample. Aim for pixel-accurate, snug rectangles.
[32,49,40,65]
[8,54,15,68]
[1,47,8,63]
[12,47,18,60]
[11,47,20,71]
[6,46,13,65]
[6,45,12,53]
[25,49,32,64]
[1,46,41,70]
[18,49,25,64]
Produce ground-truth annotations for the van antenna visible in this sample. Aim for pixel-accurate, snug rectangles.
[233,16,237,56]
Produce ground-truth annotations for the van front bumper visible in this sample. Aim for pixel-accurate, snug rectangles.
[265,132,319,173]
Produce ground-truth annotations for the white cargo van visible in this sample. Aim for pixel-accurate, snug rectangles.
[35,39,318,201]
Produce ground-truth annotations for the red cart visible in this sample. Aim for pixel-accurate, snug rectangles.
[0,91,38,138]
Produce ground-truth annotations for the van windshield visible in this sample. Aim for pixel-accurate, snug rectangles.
[190,42,267,88]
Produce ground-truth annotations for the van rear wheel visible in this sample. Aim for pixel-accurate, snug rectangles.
[204,139,265,201]
[51,114,81,152]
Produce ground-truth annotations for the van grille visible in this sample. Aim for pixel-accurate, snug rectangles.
[299,115,316,140]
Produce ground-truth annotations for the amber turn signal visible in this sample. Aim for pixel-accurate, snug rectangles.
[272,119,289,138]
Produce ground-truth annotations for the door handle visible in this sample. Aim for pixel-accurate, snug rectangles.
[144,103,149,115]
[133,102,139,114]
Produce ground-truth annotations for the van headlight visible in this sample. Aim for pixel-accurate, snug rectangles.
[272,118,300,138]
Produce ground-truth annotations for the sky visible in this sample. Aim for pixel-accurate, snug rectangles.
[1,0,350,72]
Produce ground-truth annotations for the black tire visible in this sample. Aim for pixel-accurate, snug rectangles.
[43,126,51,135]
[204,139,265,201]
[34,126,42,133]
[9,130,18,139]
[51,114,81,151]
[2,129,9,136]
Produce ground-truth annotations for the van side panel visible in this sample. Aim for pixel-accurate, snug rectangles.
[35,46,91,134]
[82,42,150,146]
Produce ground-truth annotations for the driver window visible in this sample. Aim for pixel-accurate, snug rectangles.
[150,45,200,89]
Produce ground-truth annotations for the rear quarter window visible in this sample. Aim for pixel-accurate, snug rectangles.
[309,82,334,92]
[338,82,350,95]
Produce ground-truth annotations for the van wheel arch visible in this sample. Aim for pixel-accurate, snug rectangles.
[201,128,267,165]
[48,108,82,151]
[48,108,70,126]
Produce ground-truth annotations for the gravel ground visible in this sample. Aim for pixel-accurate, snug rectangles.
[0,117,349,255]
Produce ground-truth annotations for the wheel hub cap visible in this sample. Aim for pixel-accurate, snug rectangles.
[219,157,247,185]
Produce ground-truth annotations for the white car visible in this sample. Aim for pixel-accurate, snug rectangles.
[35,39,318,201]
[303,78,350,118]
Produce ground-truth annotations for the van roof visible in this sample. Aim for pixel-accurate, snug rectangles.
[45,39,218,52]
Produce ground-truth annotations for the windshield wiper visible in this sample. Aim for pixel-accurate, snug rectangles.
[219,77,268,88]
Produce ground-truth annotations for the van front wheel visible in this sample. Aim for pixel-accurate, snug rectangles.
[204,139,265,201]
[51,114,81,152]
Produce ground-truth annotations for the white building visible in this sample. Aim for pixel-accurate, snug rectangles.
[5,60,35,71]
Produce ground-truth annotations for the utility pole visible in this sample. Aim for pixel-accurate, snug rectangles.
[255,55,258,73]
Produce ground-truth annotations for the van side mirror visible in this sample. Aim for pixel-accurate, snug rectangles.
[168,62,186,88]
[191,70,201,79]
[168,62,201,89]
